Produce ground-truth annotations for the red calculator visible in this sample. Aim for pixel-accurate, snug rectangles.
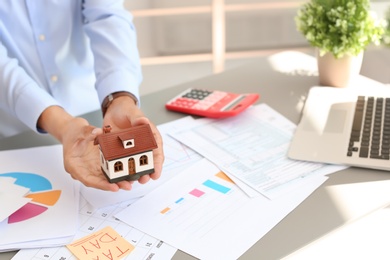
[165,88,259,118]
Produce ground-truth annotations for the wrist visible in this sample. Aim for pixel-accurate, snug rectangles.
[101,91,138,116]
[37,106,75,142]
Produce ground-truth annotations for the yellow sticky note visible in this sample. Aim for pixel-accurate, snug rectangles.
[67,226,134,260]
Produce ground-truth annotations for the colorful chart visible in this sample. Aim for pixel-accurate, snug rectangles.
[0,172,61,224]
[160,171,234,215]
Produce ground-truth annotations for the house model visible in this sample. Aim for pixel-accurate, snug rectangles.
[94,124,158,183]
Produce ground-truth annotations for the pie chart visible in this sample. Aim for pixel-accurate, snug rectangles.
[0,172,61,224]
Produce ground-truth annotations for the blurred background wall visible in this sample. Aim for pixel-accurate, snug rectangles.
[123,0,390,95]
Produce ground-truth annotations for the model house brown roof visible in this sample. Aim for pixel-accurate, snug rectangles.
[94,124,157,161]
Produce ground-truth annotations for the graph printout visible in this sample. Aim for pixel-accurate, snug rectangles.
[0,145,79,251]
[116,159,327,260]
[13,196,177,260]
[171,103,343,199]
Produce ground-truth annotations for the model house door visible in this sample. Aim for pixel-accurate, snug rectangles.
[128,158,135,175]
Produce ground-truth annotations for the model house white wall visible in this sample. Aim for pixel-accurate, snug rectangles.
[100,150,154,181]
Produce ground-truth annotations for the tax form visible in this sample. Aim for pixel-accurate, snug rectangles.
[171,104,345,199]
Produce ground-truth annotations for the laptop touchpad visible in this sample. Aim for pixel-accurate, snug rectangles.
[324,109,347,133]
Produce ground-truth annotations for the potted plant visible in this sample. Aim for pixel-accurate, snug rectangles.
[381,6,390,47]
[295,0,384,88]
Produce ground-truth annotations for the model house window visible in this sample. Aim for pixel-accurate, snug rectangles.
[140,155,148,165]
[122,138,135,149]
[114,161,123,172]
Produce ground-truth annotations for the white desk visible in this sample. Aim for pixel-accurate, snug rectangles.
[1,51,390,260]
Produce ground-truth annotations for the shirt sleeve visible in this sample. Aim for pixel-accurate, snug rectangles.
[82,0,143,105]
[0,42,62,133]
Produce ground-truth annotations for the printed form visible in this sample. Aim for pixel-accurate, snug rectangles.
[171,103,346,199]
[116,159,328,260]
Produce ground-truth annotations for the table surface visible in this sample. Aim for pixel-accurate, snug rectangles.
[2,51,390,260]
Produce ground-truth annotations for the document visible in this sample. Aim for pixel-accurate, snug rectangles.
[116,159,328,260]
[2,145,176,259]
[13,195,177,260]
[0,145,79,251]
[171,104,345,199]
[66,226,135,260]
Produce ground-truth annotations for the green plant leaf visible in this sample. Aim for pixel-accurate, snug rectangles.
[296,0,385,58]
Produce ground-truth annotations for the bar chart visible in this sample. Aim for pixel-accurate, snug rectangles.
[157,171,244,238]
[115,159,329,259]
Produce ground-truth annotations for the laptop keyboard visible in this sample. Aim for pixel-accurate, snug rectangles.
[348,96,390,159]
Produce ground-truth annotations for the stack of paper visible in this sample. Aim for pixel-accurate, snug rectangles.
[114,104,346,259]
[6,104,345,259]
[10,118,203,259]
[0,145,79,251]
[116,159,328,259]
[170,104,345,199]
[12,195,178,260]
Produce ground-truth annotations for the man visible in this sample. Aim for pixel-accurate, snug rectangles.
[0,1,164,191]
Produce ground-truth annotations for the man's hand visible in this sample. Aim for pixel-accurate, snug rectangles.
[37,106,132,191]
[103,95,164,184]
[61,118,135,191]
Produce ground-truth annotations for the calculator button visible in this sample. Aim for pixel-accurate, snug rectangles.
[196,101,213,110]
[173,98,185,104]
[205,91,226,102]
[193,103,209,110]
[212,91,227,97]
[186,100,198,105]
[183,94,196,99]
[205,96,220,102]
[200,100,214,107]
[171,98,198,108]
[183,89,212,100]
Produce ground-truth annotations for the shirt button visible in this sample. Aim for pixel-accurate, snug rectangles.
[38,34,46,41]
[51,75,58,82]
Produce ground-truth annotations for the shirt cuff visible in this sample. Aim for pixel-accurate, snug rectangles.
[14,84,61,133]
[96,70,141,107]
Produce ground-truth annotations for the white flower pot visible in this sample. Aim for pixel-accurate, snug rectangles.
[317,51,364,88]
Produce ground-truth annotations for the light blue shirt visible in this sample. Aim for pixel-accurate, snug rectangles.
[0,0,142,138]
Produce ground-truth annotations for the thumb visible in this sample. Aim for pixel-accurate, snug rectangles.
[84,126,103,142]
[91,127,103,136]
[131,116,151,126]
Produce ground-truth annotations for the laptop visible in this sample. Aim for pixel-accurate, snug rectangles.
[288,85,390,171]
